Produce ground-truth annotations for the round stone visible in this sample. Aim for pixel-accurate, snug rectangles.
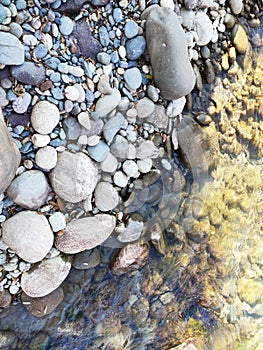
[113,171,129,188]
[49,151,99,203]
[136,97,155,118]
[59,16,74,36]
[2,211,54,263]
[100,153,118,173]
[137,158,153,173]
[124,67,142,90]
[31,101,60,135]
[94,182,119,211]
[35,146,57,170]
[124,20,139,39]
[48,212,66,232]
[126,36,146,60]
[7,170,50,210]
[64,85,79,101]
[123,160,140,178]
[32,134,50,147]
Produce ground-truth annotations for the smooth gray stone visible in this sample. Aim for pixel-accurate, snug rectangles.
[0,109,21,194]
[103,113,128,144]
[142,6,195,100]
[11,62,46,86]
[0,32,24,65]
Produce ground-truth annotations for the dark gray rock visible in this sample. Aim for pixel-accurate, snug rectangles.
[142,6,195,100]
[70,19,102,60]
[57,0,89,12]
[11,62,46,86]
[0,109,21,194]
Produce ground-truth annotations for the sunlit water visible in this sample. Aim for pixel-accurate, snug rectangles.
[0,17,262,350]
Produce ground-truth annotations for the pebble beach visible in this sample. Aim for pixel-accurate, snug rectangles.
[0,0,262,349]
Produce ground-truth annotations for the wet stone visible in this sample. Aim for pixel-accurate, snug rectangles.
[73,248,101,270]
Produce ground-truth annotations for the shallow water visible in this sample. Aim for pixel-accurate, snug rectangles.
[0,14,262,350]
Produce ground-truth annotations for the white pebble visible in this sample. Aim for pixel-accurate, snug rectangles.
[35,146,57,170]
[64,86,79,101]
[49,212,66,232]
[9,284,19,295]
[113,171,129,188]
[123,160,140,178]
[32,134,50,147]
[137,158,152,173]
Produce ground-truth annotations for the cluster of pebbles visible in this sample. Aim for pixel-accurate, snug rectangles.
[0,0,258,316]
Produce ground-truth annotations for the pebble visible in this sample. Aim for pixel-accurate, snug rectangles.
[94,182,119,211]
[23,34,38,46]
[136,97,155,118]
[64,85,79,101]
[124,67,142,91]
[0,32,24,65]
[124,20,139,38]
[7,170,50,210]
[31,101,60,135]
[12,92,32,114]
[2,211,54,263]
[193,11,214,46]
[34,43,48,59]
[11,62,46,86]
[88,140,110,162]
[103,113,128,144]
[123,160,140,178]
[49,212,66,232]
[229,0,243,15]
[95,88,121,117]
[50,151,99,203]
[99,26,110,47]
[9,22,23,38]
[232,24,249,54]
[147,85,159,102]
[21,255,71,298]
[113,171,129,188]
[110,135,130,160]
[160,0,174,9]
[137,158,153,173]
[59,16,74,36]
[97,52,111,65]
[55,214,116,254]
[77,111,90,129]
[117,217,144,242]
[32,134,50,148]
[136,140,157,159]
[126,36,146,60]
[100,153,118,173]
[35,146,58,170]
[97,74,113,94]
[21,287,64,317]
[73,248,101,270]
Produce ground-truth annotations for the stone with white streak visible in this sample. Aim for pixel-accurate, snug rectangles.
[55,215,116,254]
[2,211,54,263]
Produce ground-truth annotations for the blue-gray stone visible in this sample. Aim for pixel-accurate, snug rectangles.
[126,36,146,60]
[50,72,61,83]
[6,90,17,101]
[1,0,10,5]
[85,90,95,103]
[11,62,45,85]
[9,23,23,38]
[119,61,129,69]
[88,140,110,162]
[103,114,128,144]
[0,32,24,65]
[124,20,139,39]
[99,26,110,47]
[124,67,142,90]
[110,51,119,63]
[51,87,63,100]
[0,5,7,23]
[97,52,111,65]
[34,44,48,59]
[16,0,27,10]
[59,16,74,36]
[45,57,60,70]
[113,8,122,23]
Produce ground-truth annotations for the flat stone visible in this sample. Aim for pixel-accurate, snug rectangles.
[117,217,144,242]
[32,134,50,148]
[111,240,149,275]
[7,170,50,210]
[49,151,99,203]
[88,140,110,162]
[95,88,121,117]
[0,109,21,194]
[21,287,64,317]
[59,16,74,36]
[12,92,32,114]
[35,146,57,170]
[110,135,130,160]
[21,255,71,298]
[142,6,195,100]
[136,140,157,159]
[137,158,153,173]
[124,20,139,38]
[31,101,60,135]
[229,0,243,15]
[49,212,66,232]
[0,32,24,65]
[126,36,146,60]
[193,11,213,46]
[11,62,46,86]
[70,19,102,60]
[100,153,118,173]
[2,211,54,263]
[232,24,249,54]
[94,182,119,211]
[103,113,128,144]
[124,67,142,91]
[55,214,116,254]
[72,248,101,270]
[136,97,155,118]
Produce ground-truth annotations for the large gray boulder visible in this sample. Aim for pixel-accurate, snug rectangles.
[142,6,196,100]
[0,109,21,194]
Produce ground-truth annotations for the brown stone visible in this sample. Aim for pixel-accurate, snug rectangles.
[39,80,53,92]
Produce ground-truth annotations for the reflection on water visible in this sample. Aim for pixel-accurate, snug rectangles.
[0,18,262,350]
